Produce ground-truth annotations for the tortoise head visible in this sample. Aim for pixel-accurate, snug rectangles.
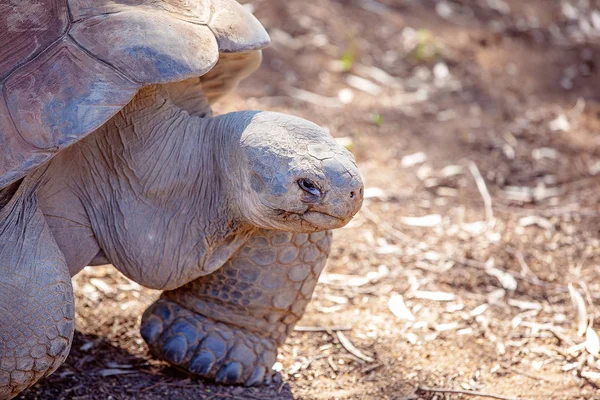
[218,111,363,232]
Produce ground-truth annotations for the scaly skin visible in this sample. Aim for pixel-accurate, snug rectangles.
[141,229,331,385]
[0,85,361,396]
[0,179,74,400]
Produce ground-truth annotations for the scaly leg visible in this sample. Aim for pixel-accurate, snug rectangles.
[0,179,74,399]
[141,229,331,385]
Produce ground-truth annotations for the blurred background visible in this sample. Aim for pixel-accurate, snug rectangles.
[20,1,600,399]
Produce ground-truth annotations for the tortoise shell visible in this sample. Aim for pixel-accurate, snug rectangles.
[0,0,269,188]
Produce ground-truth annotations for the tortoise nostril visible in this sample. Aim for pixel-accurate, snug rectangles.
[350,191,355,199]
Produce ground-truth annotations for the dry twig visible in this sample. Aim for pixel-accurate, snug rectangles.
[294,326,352,332]
[286,87,342,108]
[505,247,544,285]
[336,331,374,363]
[417,386,528,400]
[501,364,553,383]
[468,161,494,221]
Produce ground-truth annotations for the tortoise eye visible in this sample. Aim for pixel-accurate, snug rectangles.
[298,178,321,197]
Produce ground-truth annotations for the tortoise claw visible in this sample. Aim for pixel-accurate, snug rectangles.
[140,316,164,343]
[162,335,188,364]
[216,361,243,384]
[141,299,277,385]
[188,351,216,376]
[244,366,265,387]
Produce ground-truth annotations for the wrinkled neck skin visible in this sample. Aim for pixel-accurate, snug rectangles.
[40,87,255,290]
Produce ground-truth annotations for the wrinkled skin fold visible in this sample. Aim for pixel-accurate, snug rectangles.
[0,85,363,398]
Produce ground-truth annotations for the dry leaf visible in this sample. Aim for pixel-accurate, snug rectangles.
[412,291,456,302]
[549,114,570,131]
[363,187,387,200]
[388,294,416,321]
[586,327,600,356]
[89,278,116,296]
[401,152,427,168]
[581,370,600,383]
[321,265,388,287]
[470,304,488,317]
[400,214,442,227]
[346,74,382,96]
[485,268,517,292]
[336,331,374,363]
[435,323,458,332]
[507,299,542,310]
[568,283,588,337]
[98,369,136,377]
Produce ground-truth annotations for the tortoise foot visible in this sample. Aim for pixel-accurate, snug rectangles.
[141,299,278,386]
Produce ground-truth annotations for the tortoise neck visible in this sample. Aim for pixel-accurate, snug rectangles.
[40,86,252,289]
[105,85,239,237]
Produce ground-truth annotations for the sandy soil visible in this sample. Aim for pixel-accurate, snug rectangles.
[18,0,600,399]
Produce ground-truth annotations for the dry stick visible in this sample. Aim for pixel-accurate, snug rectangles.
[303,354,363,370]
[501,364,553,383]
[576,280,596,328]
[505,247,544,285]
[494,203,600,218]
[360,362,383,374]
[417,386,529,400]
[295,326,352,332]
[286,87,342,108]
[326,356,339,373]
[547,328,577,347]
[336,331,374,363]
[357,0,393,16]
[468,161,494,221]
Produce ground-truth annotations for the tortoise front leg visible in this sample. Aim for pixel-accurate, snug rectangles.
[0,180,75,399]
[140,229,331,386]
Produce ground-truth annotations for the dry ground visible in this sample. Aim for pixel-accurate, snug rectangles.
[17,0,600,399]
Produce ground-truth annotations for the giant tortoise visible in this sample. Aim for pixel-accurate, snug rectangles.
[0,0,363,398]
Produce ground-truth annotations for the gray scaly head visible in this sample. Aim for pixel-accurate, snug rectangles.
[212,111,364,232]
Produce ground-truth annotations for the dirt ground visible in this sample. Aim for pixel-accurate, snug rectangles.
[17,0,600,399]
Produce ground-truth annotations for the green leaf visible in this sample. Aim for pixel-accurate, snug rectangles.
[370,113,384,126]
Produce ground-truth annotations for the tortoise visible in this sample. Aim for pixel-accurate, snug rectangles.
[0,0,364,398]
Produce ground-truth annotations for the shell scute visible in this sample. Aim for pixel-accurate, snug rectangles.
[4,38,137,164]
[0,0,69,80]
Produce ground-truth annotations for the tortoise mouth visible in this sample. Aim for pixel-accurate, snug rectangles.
[274,208,348,231]
[300,210,347,229]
